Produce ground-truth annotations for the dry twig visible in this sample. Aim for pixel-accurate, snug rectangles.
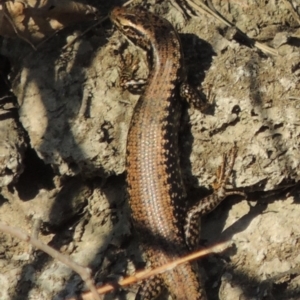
[63,0,135,49]
[186,0,278,56]
[0,221,101,300]
[0,0,98,47]
[70,241,232,300]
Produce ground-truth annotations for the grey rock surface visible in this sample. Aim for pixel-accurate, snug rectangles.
[0,110,27,187]
[0,0,300,299]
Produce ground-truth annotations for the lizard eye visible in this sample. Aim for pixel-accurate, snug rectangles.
[122,25,131,32]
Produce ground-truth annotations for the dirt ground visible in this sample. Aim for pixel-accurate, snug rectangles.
[1,0,300,299]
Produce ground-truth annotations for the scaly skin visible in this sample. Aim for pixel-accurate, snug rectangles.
[110,6,207,300]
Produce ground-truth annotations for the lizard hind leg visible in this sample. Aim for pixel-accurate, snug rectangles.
[184,145,245,249]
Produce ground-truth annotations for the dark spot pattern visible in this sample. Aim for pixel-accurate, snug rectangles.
[110,6,207,300]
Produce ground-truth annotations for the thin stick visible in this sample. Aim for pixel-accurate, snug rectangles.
[73,240,232,299]
[186,0,278,56]
[0,222,101,300]
[1,2,37,50]
[63,0,135,50]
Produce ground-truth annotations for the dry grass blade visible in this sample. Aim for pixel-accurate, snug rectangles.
[186,0,278,56]
[71,241,232,300]
[0,0,97,47]
[1,2,37,49]
[63,0,135,49]
[0,221,101,300]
